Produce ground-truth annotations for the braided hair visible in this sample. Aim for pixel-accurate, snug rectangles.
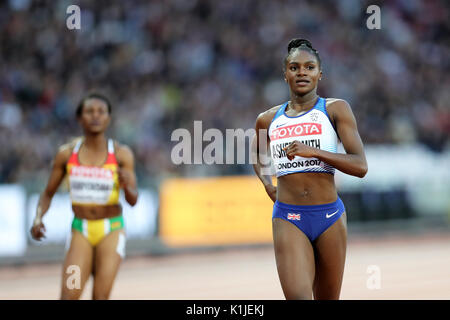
[284,38,321,69]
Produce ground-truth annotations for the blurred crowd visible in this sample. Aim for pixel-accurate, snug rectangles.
[0,0,449,189]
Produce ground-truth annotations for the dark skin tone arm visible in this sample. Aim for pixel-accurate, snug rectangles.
[116,143,138,206]
[30,144,72,241]
[283,99,368,178]
[252,105,282,203]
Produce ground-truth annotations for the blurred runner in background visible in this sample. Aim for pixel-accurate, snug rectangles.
[30,92,138,299]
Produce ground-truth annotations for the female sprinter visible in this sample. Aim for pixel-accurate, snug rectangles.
[30,92,138,300]
[253,39,367,300]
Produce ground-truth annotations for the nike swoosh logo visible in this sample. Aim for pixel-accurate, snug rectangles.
[276,122,288,128]
[326,209,339,219]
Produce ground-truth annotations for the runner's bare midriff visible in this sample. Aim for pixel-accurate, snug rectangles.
[72,204,122,220]
[277,172,337,205]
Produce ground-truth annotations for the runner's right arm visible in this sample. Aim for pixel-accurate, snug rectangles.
[30,145,71,241]
[252,109,278,203]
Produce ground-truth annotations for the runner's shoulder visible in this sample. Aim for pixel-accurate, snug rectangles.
[113,140,134,166]
[325,98,352,113]
[256,104,284,129]
[55,137,81,163]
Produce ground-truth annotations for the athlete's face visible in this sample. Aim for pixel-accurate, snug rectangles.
[284,50,322,96]
[78,98,110,134]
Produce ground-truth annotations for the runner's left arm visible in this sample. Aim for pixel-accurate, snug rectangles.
[117,144,138,206]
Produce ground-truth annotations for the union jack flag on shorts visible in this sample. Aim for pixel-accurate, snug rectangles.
[287,213,301,220]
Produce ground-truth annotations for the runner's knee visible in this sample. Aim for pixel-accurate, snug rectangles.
[284,286,313,300]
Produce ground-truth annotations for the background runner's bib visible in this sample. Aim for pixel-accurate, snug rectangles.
[268,97,338,177]
[67,139,120,205]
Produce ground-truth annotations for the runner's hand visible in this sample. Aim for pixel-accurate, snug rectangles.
[265,184,277,203]
[30,219,46,241]
[283,141,316,160]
